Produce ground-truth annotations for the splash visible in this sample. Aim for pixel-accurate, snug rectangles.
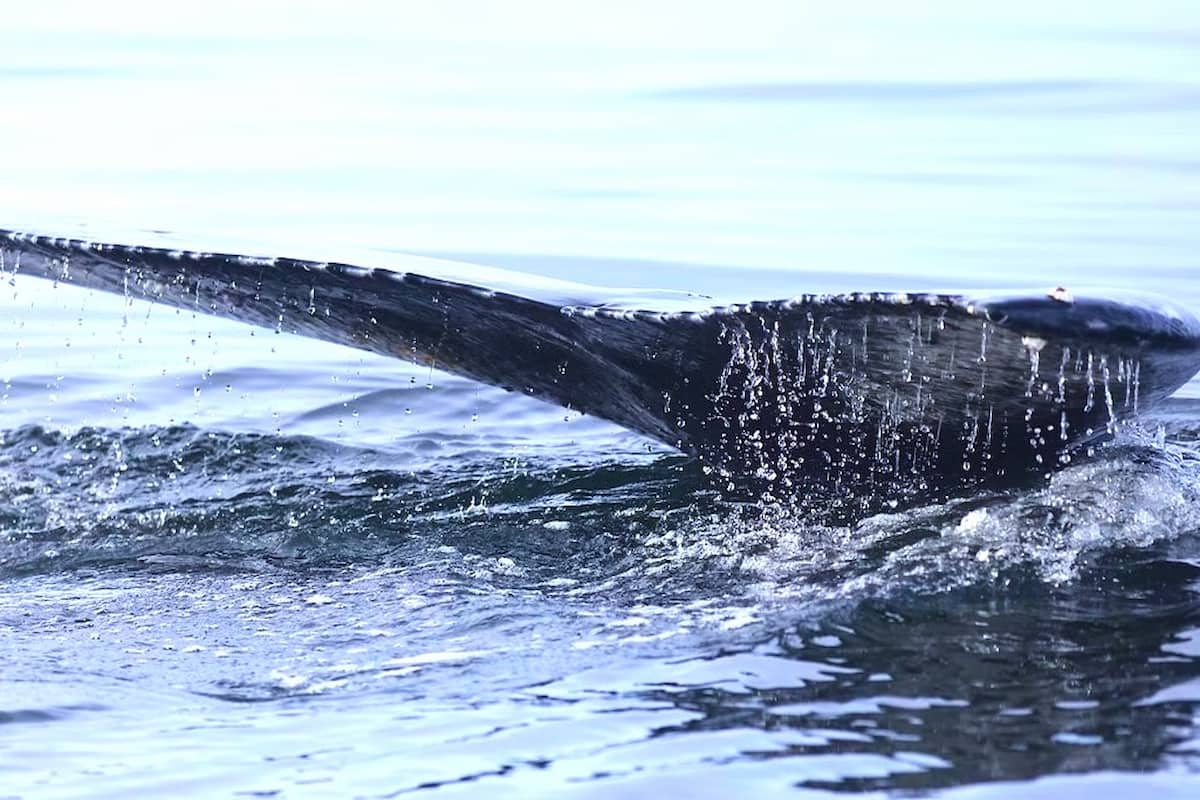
[641,426,1200,615]
[692,305,1146,511]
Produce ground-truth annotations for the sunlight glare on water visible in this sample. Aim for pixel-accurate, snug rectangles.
[1,1,1200,797]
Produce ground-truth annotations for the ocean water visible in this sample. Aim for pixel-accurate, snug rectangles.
[3,2,1200,797]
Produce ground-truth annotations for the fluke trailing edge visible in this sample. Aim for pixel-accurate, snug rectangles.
[4,228,1200,508]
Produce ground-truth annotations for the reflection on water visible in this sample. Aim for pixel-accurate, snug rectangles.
[2,402,1200,793]
[2,0,1200,796]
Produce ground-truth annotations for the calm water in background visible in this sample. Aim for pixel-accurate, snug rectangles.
[2,2,1200,796]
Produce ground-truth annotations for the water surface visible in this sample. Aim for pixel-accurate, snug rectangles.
[2,2,1200,796]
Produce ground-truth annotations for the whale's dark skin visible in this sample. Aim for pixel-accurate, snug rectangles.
[4,228,1200,511]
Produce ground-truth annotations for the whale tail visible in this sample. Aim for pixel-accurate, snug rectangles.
[5,229,1200,509]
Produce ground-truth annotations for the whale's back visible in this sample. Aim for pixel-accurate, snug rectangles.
[4,229,1199,508]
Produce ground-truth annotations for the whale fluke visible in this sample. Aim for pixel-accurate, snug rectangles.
[4,228,1200,508]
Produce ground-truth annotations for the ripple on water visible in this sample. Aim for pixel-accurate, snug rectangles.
[2,415,1200,794]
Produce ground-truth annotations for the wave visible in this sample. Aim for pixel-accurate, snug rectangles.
[4,417,1199,605]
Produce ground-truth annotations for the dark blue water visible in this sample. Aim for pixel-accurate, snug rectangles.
[2,3,1200,796]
